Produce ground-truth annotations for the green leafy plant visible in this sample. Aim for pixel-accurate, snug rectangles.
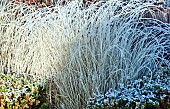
[0,73,49,109]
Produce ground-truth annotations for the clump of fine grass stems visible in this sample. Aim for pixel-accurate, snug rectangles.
[0,0,170,108]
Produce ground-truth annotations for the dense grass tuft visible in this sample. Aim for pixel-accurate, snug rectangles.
[0,0,170,108]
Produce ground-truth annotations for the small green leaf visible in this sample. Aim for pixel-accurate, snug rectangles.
[41,103,48,109]
[5,89,8,92]
[20,99,27,104]
[36,100,40,106]
[9,104,13,108]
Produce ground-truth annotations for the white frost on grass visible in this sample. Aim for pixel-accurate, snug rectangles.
[0,0,170,108]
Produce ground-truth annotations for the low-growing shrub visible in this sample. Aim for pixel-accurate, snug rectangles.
[87,70,170,109]
[0,72,49,109]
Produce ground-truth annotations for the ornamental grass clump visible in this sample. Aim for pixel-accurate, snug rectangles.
[0,0,170,108]
[0,72,48,109]
[51,1,170,108]
[87,70,170,109]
